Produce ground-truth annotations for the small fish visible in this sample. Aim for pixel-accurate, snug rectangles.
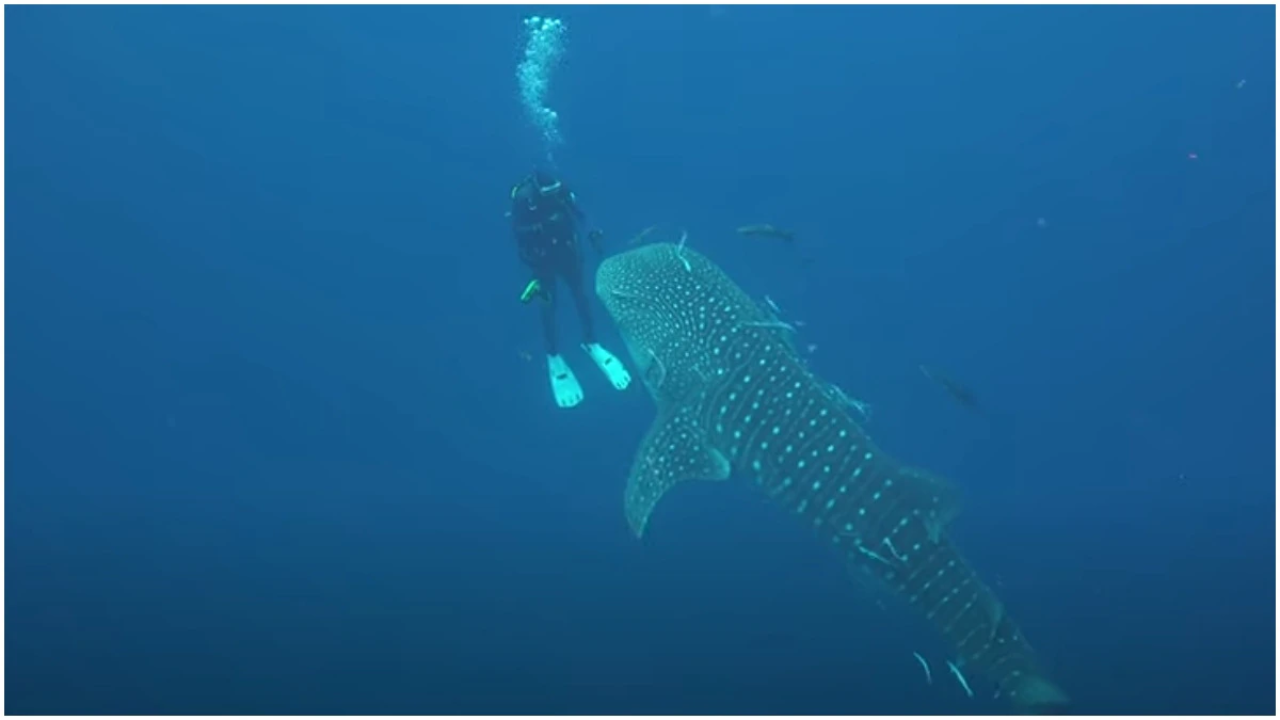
[736,223,796,243]
[674,229,692,272]
[1236,78,1247,90]
[517,349,533,362]
[919,364,980,412]
[824,382,871,421]
[947,660,975,698]
[741,319,796,333]
[628,224,661,246]
[912,652,933,685]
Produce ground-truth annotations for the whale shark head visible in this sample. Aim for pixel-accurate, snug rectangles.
[597,242,769,407]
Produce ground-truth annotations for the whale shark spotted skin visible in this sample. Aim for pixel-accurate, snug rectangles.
[596,242,1067,711]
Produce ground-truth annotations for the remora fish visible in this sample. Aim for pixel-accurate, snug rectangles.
[736,223,796,243]
[596,242,1067,712]
[919,364,981,413]
[628,224,662,247]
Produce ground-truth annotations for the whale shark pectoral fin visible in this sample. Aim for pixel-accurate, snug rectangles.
[624,406,730,538]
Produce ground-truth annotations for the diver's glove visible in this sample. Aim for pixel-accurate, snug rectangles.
[587,228,604,254]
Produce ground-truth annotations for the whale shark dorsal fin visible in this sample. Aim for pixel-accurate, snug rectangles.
[899,466,962,542]
[624,406,730,537]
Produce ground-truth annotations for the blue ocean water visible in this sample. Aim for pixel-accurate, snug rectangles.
[5,4,1275,715]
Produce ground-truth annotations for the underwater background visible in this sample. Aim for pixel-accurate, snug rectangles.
[6,4,1275,715]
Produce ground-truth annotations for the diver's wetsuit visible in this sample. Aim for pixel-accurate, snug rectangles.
[511,173,596,355]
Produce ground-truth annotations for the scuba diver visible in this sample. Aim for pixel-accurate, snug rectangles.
[510,169,631,408]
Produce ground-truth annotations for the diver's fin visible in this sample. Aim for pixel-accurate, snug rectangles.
[624,407,730,537]
[583,342,632,391]
[547,354,584,409]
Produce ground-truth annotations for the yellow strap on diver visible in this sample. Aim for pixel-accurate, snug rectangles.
[520,278,542,303]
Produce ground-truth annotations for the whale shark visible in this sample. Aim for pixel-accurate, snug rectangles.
[596,242,1067,711]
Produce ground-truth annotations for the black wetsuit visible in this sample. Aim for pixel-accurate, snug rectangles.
[511,173,596,355]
